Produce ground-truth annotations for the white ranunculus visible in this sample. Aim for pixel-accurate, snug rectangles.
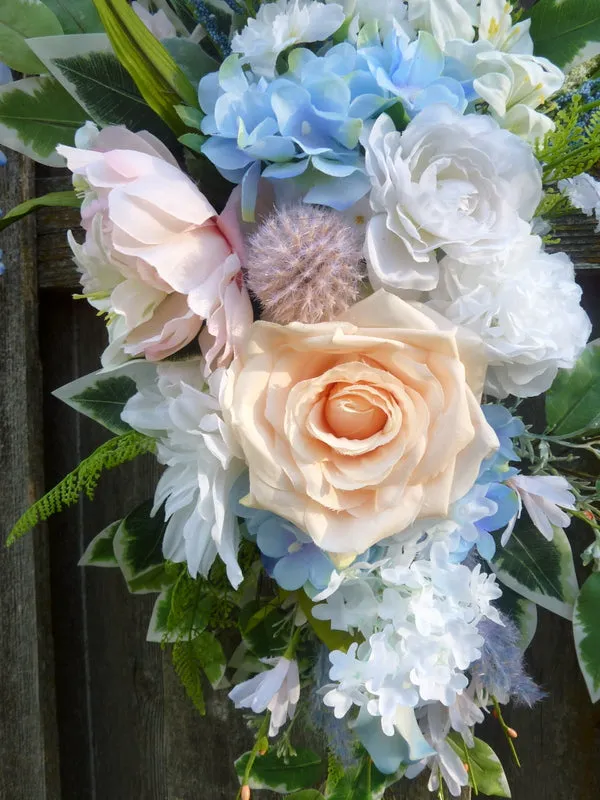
[362,107,542,293]
[428,234,592,398]
[445,40,564,142]
[231,0,346,77]
[121,360,246,587]
[229,657,301,737]
[407,0,478,47]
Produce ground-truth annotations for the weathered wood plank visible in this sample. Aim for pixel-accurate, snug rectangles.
[39,294,168,799]
[0,155,61,798]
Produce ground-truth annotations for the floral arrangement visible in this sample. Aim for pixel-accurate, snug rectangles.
[2,1,600,798]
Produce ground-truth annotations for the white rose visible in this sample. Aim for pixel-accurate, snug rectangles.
[428,235,592,398]
[407,0,478,47]
[363,106,542,293]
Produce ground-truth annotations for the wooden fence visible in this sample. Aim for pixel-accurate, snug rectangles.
[1,149,600,800]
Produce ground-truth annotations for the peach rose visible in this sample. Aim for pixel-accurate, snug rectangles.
[223,290,498,557]
[57,126,252,368]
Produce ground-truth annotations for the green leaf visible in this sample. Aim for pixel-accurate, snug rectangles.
[297,591,355,652]
[235,749,325,793]
[0,75,86,166]
[113,500,171,594]
[78,520,120,567]
[26,33,172,140]
[0,0,63,74]
[546,343,600,436]
[53,361,156,435]
[573,571,600,702]
[162,37,219,86]
[191,630,226,688]
[289,792,326,800]
[239,598,290,658]
[496,585,538,650]
[0,190,80,232]
[326,754,399,800]
[93,0,198,134]
[147,585,177,642]
[42,0,103,33]
[168,571,214,636]
[172,637,206,714]
[490,521,579,620]
[529,0,600,69]
[447,734,511,798]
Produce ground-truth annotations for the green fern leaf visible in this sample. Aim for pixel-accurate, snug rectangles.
[8,431,156,544]
[538,96,600,184]
[172,639,206,715]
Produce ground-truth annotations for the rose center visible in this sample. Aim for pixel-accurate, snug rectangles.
[325,389,388,440]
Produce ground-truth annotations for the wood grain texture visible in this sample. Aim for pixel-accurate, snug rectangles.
[0,154,61,798]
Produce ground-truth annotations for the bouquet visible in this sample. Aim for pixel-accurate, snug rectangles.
[2,1,600,797]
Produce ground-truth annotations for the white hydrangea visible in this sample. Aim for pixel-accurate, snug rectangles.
[362,106,542,293]
[428,234,592,398]
[231,0,346,77]
[559,173,600,231]
[315,542,502,738]
[121,360,246,587]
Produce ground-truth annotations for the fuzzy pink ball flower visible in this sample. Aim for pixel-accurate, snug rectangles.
[245,205,364,325]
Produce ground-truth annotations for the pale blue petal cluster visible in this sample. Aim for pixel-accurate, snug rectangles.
[231,473,334,592]
[198,45,384,211]
[358,27,471,117]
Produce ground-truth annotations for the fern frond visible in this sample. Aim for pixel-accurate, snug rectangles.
[8,431,156,544]
[325,750,344,793]
[537,96,600,184]
[172,639,206,714]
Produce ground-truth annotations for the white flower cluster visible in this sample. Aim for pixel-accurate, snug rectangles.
[315,542,502,734]
[121,360,246,587]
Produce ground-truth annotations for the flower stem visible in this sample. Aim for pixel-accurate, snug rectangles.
[461,738,478,795]
[492,697,521,768]
[237,712,271,799]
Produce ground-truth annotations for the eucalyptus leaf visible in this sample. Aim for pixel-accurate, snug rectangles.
[546,343,600,436]
[27,33,172,140]
[113,500,171,594]
[235,748,325,793]
[93,0,198,134]
[573,572,600,702]
[0,190,80,233]
[42,0,103,34]
[447,734,511,797]
[529,0,600,70]
[0,75,86,166]
[0,0,63,74]
[53,361,157,435]
[79,520,120,567]
[490,521,579,620]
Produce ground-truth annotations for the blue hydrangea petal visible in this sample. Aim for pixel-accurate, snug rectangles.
[201,136,254,171]
[257,517,297,558]
[478,484,519,532]
[262,159,310,179]
[273,552,311,590]
[303,170,370,209]
[476,530,497,561]
[198,71,221,115]
[218,53,250,94]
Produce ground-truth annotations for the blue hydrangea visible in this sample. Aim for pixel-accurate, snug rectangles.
[230,473,335,592]
[449,481,519,562]
[358,26,470,117]
[199,45,384,214]
[479,404,525,483]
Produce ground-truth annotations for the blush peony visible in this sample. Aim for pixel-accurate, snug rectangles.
[58,126,252,369]
[223,290,498,558]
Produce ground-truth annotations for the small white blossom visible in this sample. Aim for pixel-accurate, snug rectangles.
[231,0,346,77]
[229,657,300,736]
[559,173,600,231]
[504,474,576,544]
[121,361,246,586]
[429,233,591,398]
[316,543,502,735]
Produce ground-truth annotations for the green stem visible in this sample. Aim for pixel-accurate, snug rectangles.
[462,739,478,795]
[238,712,271,799]
[492,697,521,768]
